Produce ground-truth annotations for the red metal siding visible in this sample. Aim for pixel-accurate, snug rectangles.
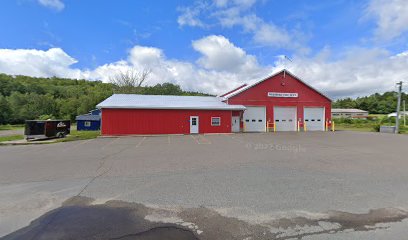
[227,71,332,126]
[101,109,232,135]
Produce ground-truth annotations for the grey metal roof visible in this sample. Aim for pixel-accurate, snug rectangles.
[75,114,101,121]
[96,94,246,110]
[221,69,332,102]
[331,109,369,113]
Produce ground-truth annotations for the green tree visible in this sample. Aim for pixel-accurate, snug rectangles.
[0,94,11,124]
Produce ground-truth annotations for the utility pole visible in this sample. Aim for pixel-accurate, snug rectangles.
[395,81,403,134]
[404,100,406,127]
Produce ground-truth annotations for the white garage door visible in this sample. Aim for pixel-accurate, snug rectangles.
[243,106,266,132]
[304,107,325,131]
[274,107,297,131]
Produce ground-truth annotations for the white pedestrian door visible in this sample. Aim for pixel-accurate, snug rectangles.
[304,107,325,131]
[232,116,240,132]
[243,106,266,132]
[190,116,199,134]
[274,107,297,131]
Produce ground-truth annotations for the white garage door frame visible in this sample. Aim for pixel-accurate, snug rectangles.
[303,107,325,131]
[273,106,298,131]
[243,106,266,132]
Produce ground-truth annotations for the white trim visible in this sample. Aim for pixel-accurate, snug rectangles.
[222,69,331,101]
[211,117,221,126]
[190,116,199,134]
[97,106,246,110]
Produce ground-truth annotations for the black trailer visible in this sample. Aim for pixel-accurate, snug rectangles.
[25,120,71,141]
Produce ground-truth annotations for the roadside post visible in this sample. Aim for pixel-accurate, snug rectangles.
[395,81,403,134]
[404,100,406,127]
[304,121,307,132]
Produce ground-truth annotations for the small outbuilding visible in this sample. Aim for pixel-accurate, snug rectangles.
[331,109,369,118]
[76,109,101,131]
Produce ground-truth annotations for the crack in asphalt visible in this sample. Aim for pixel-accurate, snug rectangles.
[24,144,135,240]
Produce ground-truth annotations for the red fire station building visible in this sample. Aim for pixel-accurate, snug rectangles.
[97,69,331,135]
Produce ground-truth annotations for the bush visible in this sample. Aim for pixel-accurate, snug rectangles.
[373,124,381,132]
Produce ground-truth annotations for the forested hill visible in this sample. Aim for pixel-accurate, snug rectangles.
[333,91,408,114]
[0,74,209,124]
[1,73,406,124]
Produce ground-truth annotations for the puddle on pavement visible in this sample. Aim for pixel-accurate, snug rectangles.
[3,196,408,240]
[3,196,199,240]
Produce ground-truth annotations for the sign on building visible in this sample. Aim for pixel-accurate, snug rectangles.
[267,92,298,98]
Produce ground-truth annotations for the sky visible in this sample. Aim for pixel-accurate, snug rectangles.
[0,0,408,99]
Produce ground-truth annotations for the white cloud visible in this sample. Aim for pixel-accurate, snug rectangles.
[177,2,209,28]
[280,47,408,98]
[0,48,82,78]
[177,0,306,52]
[1,36,407,98]
[128,46,164,67]
[92,36,267,94]
[192,35,260,72]
[38,0,65,11]
[253,23,291,47]
[366,0,408,40]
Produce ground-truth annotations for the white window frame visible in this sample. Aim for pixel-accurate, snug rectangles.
[84,121,91,127]
[211,117,221,126]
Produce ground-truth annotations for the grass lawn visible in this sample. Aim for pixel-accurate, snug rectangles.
[368,114,387,118]
[0,124,24,131]
[57,130,100,142]
[0,135,24,142]
[335,125,376,132]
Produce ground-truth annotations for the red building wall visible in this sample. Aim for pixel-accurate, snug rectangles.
[226,71,331,126]
[101,108,233,135]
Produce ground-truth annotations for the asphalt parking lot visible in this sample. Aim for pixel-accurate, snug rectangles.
[1,131,408,239]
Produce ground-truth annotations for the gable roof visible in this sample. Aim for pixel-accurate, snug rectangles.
[96,94,246,110]
[219,84,247,97]
[222,69,332,102]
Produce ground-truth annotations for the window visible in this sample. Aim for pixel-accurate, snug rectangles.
[84,121,91,127]
[211,117,221,126]
[245,119,249,122]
